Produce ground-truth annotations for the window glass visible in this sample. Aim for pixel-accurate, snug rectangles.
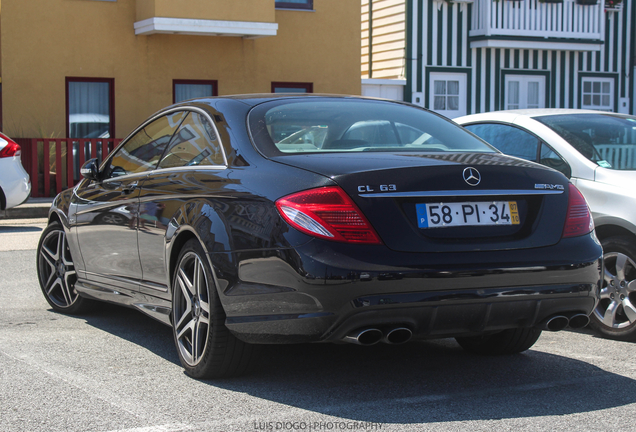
[68,80,112,138]
[528,82,539,108]
[464,123,538,161]
[429,72,466,117]
[536,113,636,170]
[581,78,613,111]
[272,82,313,93]
[158,112,224,168]
[275,0,312,9]
[540,143,571,177]
[249,99,496,156]
[107,111,186,177]
[174,82,215,103]
[507,81,520,109]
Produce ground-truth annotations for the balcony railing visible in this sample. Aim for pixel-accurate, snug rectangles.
[470,0,603,41]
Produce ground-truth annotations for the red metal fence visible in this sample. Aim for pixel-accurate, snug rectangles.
[16,138,122,198]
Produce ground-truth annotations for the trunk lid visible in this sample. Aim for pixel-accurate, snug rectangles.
[273,152,570,253]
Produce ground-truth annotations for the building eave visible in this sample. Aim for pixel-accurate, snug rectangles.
[134,17,279,38]
[469,36,603,52]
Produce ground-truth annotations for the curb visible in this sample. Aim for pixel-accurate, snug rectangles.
[0,198,53,220]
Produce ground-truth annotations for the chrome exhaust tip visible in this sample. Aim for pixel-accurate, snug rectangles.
[342,328,383,346]
[568,313,590,329]
[542,315,569,332]
[383,327,413,344]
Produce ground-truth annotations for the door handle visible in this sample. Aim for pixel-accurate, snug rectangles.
[122,182,138,194]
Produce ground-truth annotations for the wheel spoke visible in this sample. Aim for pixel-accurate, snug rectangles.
[175,305,191,330]
[177,317,195,341]
[194,258,204,297]
[200,299,210,315]
[599,286,611,300]
[59,277,74,306]
[628,280,636,293]
[41,243,58,263]
[47,277,69,305]
[178,268,195,298]
[622,298,636,323]
[615,253,628,281]
[603,300,620,327]
[56,232,65,260]
[46,276,60,295]
[192,321,201,363]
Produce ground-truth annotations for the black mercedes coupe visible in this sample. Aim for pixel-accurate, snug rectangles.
[37,95,602,378]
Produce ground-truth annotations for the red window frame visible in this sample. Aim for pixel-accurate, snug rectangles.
[173,79,218,104]
[271,82,314,93]
[65,77,115,138]
[275,0,313,10]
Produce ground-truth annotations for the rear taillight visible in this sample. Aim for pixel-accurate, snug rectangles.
[0,136,21,158]
[276,186,382,244]
[562,183,594,238]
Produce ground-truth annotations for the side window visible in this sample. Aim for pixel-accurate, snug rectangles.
[540,143,571,178]
[107,111,186,177]
[464,123,539,161]
[158,112,225,169]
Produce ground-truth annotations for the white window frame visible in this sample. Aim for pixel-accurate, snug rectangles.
[581,77,614,111]
[429,72,467,119]
[504,75,546,110]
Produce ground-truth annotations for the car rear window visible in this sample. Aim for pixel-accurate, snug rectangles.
[535,113,636,170]
[248,98,496,157]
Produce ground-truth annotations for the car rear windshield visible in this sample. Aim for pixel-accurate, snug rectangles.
[536,113,636,170]
[248,98,496,157]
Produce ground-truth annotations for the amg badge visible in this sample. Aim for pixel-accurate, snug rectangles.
[535,184,565,190]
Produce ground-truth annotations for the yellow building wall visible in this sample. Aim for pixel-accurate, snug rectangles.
[136,0,276,23]
[1,0,360,138]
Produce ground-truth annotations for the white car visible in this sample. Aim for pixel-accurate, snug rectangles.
[0,132,31,210]
[455,109,636,340]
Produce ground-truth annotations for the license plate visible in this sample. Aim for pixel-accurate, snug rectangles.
[416,201,520,228]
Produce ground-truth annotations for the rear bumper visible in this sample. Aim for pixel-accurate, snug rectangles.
[0,157,31,209]
[216,233,602,344]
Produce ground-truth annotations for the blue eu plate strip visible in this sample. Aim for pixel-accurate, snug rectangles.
[416,204,428,228]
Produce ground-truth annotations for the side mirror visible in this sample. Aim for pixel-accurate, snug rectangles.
[80,158,100,181]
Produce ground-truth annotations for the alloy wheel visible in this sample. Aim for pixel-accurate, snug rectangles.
[38,229,78,308]
[173,251,211,367]
[594,252,636,329]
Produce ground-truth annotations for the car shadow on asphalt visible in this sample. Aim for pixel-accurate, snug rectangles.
[80,302,178,365]
[0,225,43,233]
[79,304,636,425]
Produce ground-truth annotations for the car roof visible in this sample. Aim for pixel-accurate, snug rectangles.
[174,93,410,108]
[455,108,636,125]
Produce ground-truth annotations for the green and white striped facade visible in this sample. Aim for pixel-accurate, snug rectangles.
[403,0,635,117]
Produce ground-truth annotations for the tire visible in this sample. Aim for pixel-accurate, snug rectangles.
[36,221,92,314]
[172,239,255,379]
[455,328,542,355]
[589,236,636,341]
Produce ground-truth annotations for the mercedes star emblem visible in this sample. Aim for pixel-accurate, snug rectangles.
[463,167,481,186]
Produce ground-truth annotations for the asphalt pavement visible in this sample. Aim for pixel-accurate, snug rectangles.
[3,207,636,431]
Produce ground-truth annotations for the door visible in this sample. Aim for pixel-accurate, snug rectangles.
[136,110,228,298]
[74,111,187,292]
[505,75,545,110]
